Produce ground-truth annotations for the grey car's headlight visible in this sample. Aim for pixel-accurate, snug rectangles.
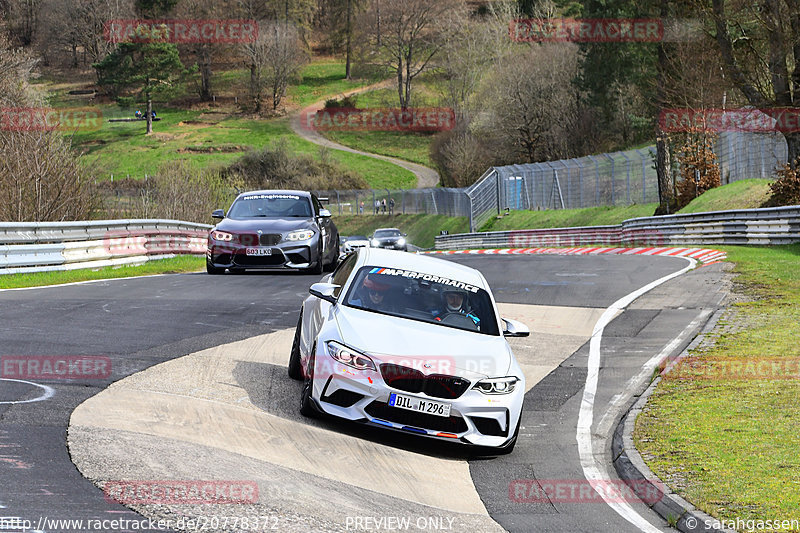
[326,341,376,371]
[286,229,314,241]
[397,237,406,246]
[473,377,519,395]
[371,239,380,246]
[211,230,233,242]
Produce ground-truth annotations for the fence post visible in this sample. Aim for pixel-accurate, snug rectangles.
[336,190,341,215]
[604,153,616,205]
[621,151,631,204]
[402,190,406,214]
[587,155,599,206]
[467,194,475,233]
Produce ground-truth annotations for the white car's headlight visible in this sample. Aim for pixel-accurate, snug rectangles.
[473,377,519,395]
[286,230,314,241]
[211,230,233,242]
[326,341,376,371]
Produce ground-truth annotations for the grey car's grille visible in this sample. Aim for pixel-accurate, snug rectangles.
[379,364,470,400]
[259,233,282,246]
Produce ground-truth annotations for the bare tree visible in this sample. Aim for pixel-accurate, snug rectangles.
[372,0,461,110]
[480,43,581,164]
[4,0,41,46]
[36,0,132,68]
[0,33,38,106]
[710,0,800,165]
[438,1,517,122]
[241,20,308,113]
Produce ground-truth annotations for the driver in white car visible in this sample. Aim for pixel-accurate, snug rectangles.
[433,288,481,329]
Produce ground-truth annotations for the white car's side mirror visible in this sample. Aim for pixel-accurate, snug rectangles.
[309,282,339,304]
[502,318,530,337]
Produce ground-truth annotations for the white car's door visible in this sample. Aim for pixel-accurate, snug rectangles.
[301,253,359,359]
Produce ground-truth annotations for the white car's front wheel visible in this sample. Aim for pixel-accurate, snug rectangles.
[300,349,318,417]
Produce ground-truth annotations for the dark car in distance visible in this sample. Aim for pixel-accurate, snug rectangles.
[370,228,408,251]
[206,190,339,275]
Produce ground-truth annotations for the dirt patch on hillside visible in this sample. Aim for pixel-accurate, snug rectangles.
[176,145,247,154]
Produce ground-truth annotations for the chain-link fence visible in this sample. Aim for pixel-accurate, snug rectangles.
[464,132,789,232]
[716,131,788,182]
[310,188,472,218]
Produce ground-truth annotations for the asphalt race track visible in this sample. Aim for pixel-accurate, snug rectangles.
[0,254,732,533]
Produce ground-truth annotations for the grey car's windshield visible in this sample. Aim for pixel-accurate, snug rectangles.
[228,194,312,218]
[374,230,401,238]
[343,266,500,336]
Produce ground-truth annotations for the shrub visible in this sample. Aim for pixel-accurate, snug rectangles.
[225,139,368,191]
[131,161,235,223]
[0,130,98,221]
[767,162,800,206]
[674,133,720,209]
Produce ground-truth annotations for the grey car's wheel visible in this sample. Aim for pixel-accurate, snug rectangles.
[206,260,224,275]
[300,350,318,417]
[288,310,303,380]
[324,243,340,272]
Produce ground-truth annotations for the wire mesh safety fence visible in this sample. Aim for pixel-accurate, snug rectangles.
[464,132,789,232]
[311,188,472,219]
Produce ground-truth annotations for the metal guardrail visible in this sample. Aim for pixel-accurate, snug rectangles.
[0,220,211,275]
[435,206,800,249]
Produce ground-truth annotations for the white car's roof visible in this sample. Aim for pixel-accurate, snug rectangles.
[359,248,487,289]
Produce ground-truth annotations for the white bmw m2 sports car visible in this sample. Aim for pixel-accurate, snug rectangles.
[288,247,529,454]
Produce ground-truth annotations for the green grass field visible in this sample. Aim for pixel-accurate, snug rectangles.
[480,203,659,231]
[316,84,442,168]
[679,179,772,213]
[635,244,800,528]
[48,61,416,188]
[0,256,204,289]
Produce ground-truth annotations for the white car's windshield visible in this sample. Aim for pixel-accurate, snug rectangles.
[228,194,312,218]
[343,266,500,336]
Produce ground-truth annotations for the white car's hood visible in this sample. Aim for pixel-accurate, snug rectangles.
[334,307,512,379]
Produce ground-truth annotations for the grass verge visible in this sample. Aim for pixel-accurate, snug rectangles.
[336,214,469,249]
[0,256,204,289]
[679,179,772,213]
[480,203,658,232]
[635,244,800,527]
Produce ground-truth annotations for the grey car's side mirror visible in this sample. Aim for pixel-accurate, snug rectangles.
[309,282,339,304]
[211,209,225,219]
[502,318,530,337]
[319,209,332,218]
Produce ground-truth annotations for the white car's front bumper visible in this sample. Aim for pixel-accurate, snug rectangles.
[310,353,524,449]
